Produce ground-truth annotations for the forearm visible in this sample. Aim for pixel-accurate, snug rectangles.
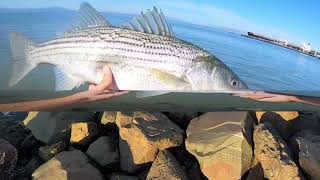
[292,96,320,106]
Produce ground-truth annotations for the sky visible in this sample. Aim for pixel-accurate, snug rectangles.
[1,0,319,50]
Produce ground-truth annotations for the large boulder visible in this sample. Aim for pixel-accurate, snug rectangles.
[27,112,95,144]
[70,122,99,146]
[254,122,304,180]
[147,150,189,180]
[185,112,255,180]
[116,112,183,173]
[0,139,18,180]
[290,131,320,179]
[86,136,119,167]
[32,150,103,180]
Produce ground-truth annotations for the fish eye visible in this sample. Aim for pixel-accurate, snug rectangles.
[231,79,239,86]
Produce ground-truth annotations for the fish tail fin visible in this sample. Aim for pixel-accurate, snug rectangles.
[8,32,37,86]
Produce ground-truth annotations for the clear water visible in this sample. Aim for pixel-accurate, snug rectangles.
[1,8,320,95]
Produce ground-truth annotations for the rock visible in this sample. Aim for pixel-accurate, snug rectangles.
[256,111,299,122]
[0,139,18,180]
[109,173,139,180]
[23,112,39,125]
[185,112,254,180]
[290,131,320,179]
[86,136,119,167]
[254,122,304,180]
[70,122,99,146]
[0,119,30,150]
[38,141,66,161]
[290,115,320,136]
[246,158,264,180]
[32,150,104,180]
[116,112,183,173]
[27,112,95,144]
[163,112,200,129]
[100,112,117,125]
[147,150,189,180]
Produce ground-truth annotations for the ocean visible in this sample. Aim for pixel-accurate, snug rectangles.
[1,8,320,95]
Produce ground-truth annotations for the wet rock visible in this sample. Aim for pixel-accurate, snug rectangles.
[0,119,30,150]
[38,141,66,161]
[100,112,117,125]
[256,111,298,122]
[32,150,103,180]
[109,173,139,180]
[86,136,119,167]
[290,131,320,179]
[27,112,95,144]
[116,112,183,173]
[185,112,254,180]
[147,150,189,180]
[0,139,18,180]
[254,122,304,180]
[70,122,99,146]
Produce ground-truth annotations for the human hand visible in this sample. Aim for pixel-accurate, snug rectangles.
[232,91,296,102]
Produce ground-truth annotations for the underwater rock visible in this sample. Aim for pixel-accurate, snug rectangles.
[289,131,320,179]
[254,122,304,180]
[86,136,119,167]
[185,112,255,180]
[70,122,99,146]
[116,112,183,173]
[146,149,189,180]
[38,141,66,162]
[0,139,18,180]
[32,150,103,180]
[26,112,95,144]
[100,112,117,125]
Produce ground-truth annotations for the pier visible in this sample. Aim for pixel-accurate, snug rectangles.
[243,32,320,59]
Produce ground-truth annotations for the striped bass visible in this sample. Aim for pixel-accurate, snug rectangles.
[8,2,248,97]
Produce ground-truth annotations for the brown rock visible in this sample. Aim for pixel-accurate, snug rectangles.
[86,136,119,167]
[0,139,18,180]
[38,141,66,161]
[254,122,304,180]
[70,122,99,146]
[116,112,183,173]
[100,112,117,125]
[290,131,320,179]
[147,150,189,180]
[27,112,95,144]
[256,111,299,122]
[185,112,255,180]
[32,150,104,180]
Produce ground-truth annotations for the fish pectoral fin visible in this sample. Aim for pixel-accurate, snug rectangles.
[150,68,191,89]
[67,2,111,33]
[121,7,174,36]
[136,91,170,98]
[54,67,83,91]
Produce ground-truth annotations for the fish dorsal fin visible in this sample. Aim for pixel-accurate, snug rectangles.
[54,67,83,91]
[76,2,111,29]
[121,7,174,36]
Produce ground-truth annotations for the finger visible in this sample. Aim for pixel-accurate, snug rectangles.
[95,66,114,91]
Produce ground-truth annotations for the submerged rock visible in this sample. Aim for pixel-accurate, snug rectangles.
[86,136,119,167]
[185,112,255,180]
[254,122,304,180]
[27,112,95,144]
[70,122,99,146]
[116,112,183,173]
[147,150,189,180]
[38,141,66,162]
[32,150,103,180]
[0,139,18,180]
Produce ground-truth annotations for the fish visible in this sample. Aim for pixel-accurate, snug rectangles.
[8,2,248,97]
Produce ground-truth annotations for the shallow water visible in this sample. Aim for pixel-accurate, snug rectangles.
[0,8,320,95]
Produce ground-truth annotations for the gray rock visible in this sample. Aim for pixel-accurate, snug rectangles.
[147,150,189,180]
[254,122,304,180]
[86,136,119,167]
[185,112,255,180]
[32,150,104,180]
[290,131,320,180]
[109,173,138,180]
[116,112,183,173]
[38,141,66,161]
[0,139,18,180]
[27,112,95,144]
